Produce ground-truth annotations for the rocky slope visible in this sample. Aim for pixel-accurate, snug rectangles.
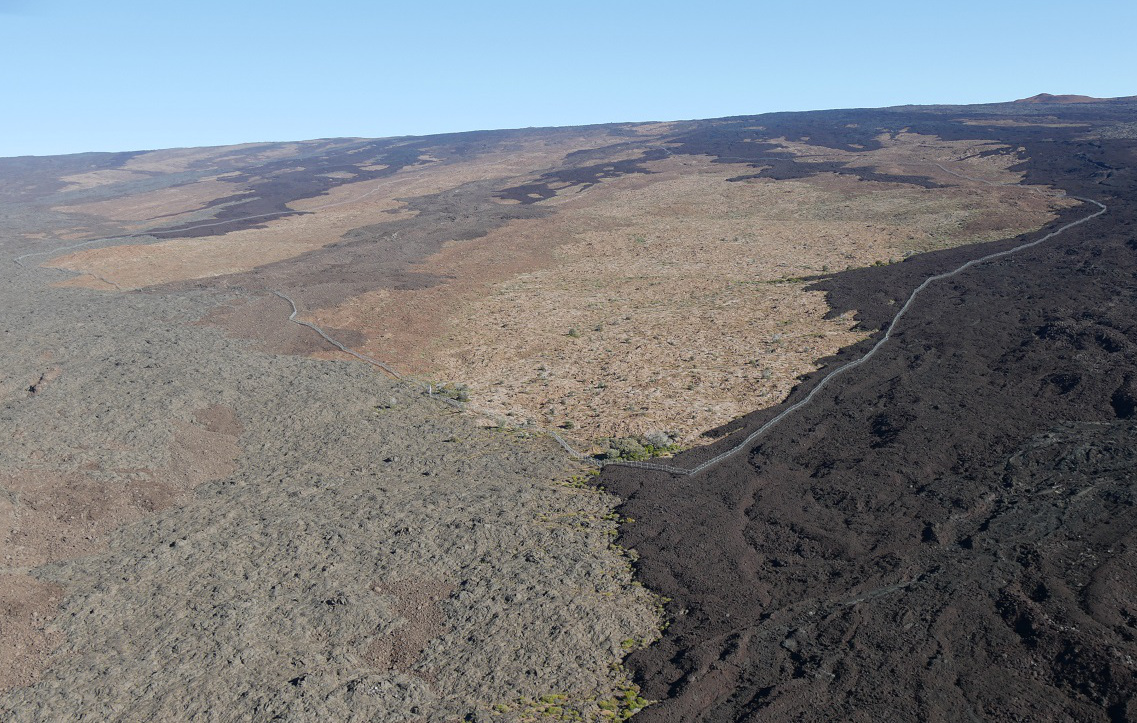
[604,97,1137,720]
[1,96,1135,720]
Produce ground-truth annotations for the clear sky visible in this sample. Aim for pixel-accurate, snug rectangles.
[1,0,1134,158]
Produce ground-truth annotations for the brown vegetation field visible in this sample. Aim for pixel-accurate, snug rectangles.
[43,128,1072,450]
[4,97,1136,720]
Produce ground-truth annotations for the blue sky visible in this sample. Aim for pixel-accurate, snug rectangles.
[1,0,1134,157]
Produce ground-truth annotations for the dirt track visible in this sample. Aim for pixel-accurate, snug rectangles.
[2,99,1136,720]
[604,99,1137,720]
[36,124,1072,448]
[0,149,661,717]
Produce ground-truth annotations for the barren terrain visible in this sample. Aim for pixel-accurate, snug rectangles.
[1,97,1135,721]
[605,98,1137,720]
[0,133,670,719]
[0,269,659,721]
[38,126,1071,449]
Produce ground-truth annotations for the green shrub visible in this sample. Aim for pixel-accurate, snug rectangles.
[597,434,680,462]
[436,382,470,402]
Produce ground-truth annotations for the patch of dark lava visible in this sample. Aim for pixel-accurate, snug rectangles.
[602,100,1137,720]
[0,150,146,204]
[152,178,553,315]
[151,129,690,324]
[148,129,579,238]
[495,147,670,204]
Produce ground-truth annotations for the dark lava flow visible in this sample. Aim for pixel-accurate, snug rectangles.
[10,99,1136,720]
[603,99,1137,721]
[152,126,685,313]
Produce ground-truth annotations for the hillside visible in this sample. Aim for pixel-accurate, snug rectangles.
[605,99,1137,720]
[1,95,1136,720]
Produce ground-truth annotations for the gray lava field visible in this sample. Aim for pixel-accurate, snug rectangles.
[3,96,1137,721]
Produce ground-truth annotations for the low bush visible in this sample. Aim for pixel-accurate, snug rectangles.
[597,433,680,462]
[435,382,470,402]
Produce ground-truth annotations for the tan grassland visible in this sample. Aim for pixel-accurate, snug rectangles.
[53,178,250,225]
[120,142,307,173]
[775,131,1028,185]
[45,129,655,290]
[959,119,1092,128]
[57,169,156,192]
[56,142,321,191]
[628,121,684,135]
[43,130,1075,447]
[312,134,1076,446]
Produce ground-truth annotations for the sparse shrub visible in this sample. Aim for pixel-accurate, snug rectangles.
[436,382,470,402]
[597,434,680,462]
[567,327,581,338]
[595,687,651,720]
